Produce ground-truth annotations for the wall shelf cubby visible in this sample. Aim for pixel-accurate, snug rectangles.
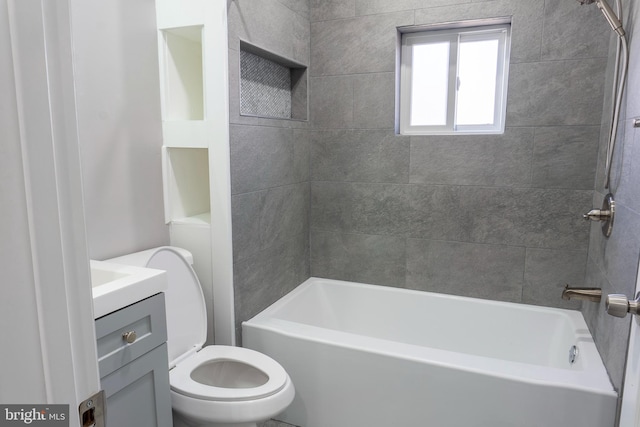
[154,0,235,346]
[160,26,204,121]
[162,147,210,224]
[239,41,307,121]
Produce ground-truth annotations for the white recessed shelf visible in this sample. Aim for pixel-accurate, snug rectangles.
[161,26,204,121]
[163,147,210,224]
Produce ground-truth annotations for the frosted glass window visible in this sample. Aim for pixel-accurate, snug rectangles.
[410,43,450,126]
[399,23,511,135]
[456,39,499,126]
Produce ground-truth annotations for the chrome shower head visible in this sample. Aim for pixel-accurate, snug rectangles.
[578,0,625,37]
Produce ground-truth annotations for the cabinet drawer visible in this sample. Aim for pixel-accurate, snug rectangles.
[96,293,167,377]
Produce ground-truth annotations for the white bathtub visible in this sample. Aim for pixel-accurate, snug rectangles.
[242,277,617,427]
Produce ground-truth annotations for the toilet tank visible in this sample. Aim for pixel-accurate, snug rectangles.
[107,246,194,266]
[106,246,207,369]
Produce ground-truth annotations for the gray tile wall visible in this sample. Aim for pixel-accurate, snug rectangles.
[226,0,640,419]
[226,0,640,418]
[582,0,640,397]
[308,0,609,310]
[228,0,310,343]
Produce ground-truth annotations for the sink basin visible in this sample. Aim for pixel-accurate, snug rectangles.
[90,260,167,319]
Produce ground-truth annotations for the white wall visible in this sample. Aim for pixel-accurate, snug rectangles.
[71,0,169,260]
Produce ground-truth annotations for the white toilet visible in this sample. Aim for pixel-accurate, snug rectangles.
[109,246,295,427]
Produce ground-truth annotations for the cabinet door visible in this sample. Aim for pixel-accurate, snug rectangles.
[101,343,173,427]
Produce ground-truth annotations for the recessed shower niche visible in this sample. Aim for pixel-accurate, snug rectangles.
[240,41,308,121]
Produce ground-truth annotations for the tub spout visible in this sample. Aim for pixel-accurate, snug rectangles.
[562,285,602,303]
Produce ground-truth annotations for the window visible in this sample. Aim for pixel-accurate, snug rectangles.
[399,24,511,135]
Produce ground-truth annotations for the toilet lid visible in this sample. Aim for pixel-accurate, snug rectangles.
[170,346,289,401]
[146,247,207,368]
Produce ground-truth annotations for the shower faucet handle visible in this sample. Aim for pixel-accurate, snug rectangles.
[583,194,615,238]
[606,293,640,318]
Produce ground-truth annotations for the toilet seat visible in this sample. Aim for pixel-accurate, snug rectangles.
[170,345,288,402]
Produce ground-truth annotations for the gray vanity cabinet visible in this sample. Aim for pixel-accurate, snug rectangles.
[95,293,173,427]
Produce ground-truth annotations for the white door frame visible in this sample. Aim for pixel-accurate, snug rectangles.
[2,0,100,425]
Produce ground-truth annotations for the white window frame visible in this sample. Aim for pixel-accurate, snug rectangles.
[399,24,511,135]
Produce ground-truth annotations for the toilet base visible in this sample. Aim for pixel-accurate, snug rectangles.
[211,423,257,427]
[173,411,259,427]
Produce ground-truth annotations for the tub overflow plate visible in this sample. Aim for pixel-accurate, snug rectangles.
[569,345,579,364]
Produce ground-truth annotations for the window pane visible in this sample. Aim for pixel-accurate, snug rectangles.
[456,38,499,126]
[410,42,450,127]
